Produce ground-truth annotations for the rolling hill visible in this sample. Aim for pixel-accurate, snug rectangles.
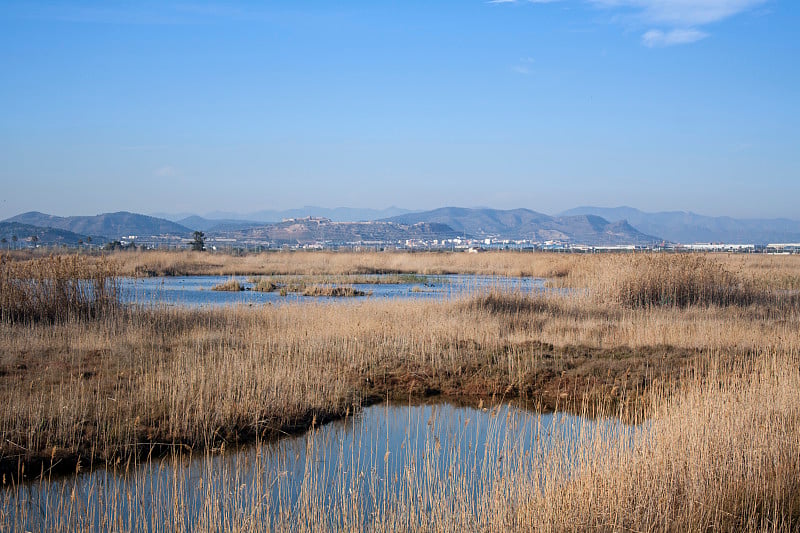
[560,207,800,244]
[0,222,91,246]
[4,211,193,240]
[384,207,661,245]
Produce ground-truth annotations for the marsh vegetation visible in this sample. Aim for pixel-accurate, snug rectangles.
[1,251,799,531]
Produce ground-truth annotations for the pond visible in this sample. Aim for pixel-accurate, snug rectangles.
[2,402,637,531]
[121,274,549,307]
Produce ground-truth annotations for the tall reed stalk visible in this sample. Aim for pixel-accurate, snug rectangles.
[0,254,119,324]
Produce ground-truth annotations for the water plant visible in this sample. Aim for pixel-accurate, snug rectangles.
[211,278,245,292]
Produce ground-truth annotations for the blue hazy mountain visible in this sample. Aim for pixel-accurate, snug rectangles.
[0,221,91,246]
[384,207,661,245]
[560,206,800,244]
[4,211,192,240]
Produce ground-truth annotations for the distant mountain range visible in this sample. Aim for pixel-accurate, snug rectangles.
[560,206,800,244]
[3,206,798,247]
[5,211,192,240]
[384,207,660,245]
[0,222,90,246]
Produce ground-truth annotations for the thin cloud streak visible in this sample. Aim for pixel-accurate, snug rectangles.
[642,28,708,47]
[495,0,768,46]
[590,0,768,27]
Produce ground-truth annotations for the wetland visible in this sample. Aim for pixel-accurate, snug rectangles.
[1,250,799,531]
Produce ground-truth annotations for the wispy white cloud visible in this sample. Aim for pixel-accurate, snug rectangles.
[493,0,768,46]
[590,0,767,27]
[641,28,707,47]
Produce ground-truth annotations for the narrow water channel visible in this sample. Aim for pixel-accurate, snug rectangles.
[2,402,635,531]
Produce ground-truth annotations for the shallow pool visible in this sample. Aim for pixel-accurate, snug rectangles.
[121,274,549,307]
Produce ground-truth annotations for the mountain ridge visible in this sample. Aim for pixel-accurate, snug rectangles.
[383,207,661,245]
[560,206,800,244]
[5,211,193,240]
[0,222,91,246]
[7,206,799,246]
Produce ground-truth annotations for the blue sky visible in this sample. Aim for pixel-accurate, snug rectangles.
[1,0,798,219]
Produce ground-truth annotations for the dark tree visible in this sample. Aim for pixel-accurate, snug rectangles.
[191,231,205,252]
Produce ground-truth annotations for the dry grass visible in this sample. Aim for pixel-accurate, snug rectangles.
[246,274,420,295]
[603,254,759,307]
[2,287,797,478]
[2,351,796,532]
[1,251,799,531]
[0,254,118,324]
[301,285,368,297]
[211,278,245,292]
[250,278,280,292]
[112,249,581,278]
[511,352,800,532]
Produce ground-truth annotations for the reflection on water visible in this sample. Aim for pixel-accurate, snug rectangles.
[3,402,636,531]
[121,274,548,307]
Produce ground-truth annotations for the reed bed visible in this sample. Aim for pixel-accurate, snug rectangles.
[211,278,245,292]
[109,248,800,284]
[0,254,118,324]
[511,351,800,532]
[1,287,798,479]
[115,249,582,278]
[595,254,760,308]
[2,352,797,532]
[246,274,418,295]
[301,285,368,297]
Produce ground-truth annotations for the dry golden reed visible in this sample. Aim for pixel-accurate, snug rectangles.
[211,278,245,292]
[597,253,759,308]
[0,254,118,324]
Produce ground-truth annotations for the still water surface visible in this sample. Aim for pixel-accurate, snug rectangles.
[4,402,635,530]
[121,274,547,307]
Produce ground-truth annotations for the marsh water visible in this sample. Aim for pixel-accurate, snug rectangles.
[120,274,548,307]
[2,402,634,530]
